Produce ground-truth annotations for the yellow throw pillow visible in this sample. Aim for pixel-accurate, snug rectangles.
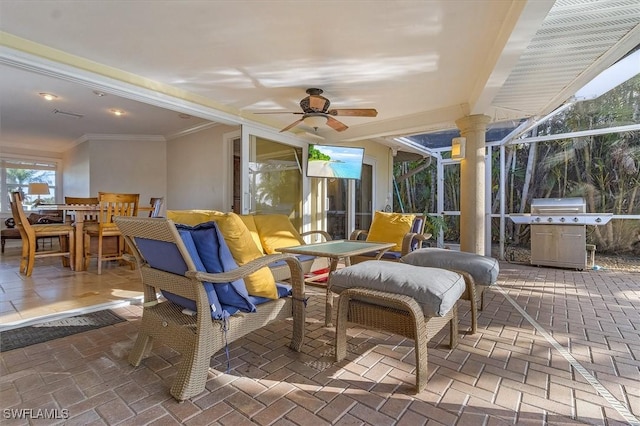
[166,210,213,226]
[239,215,265,255]
[209,212,278,299]
[366,211,416,252]
[253,214,305,255]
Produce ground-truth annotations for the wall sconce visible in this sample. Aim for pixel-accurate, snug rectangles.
[451,137,466,160]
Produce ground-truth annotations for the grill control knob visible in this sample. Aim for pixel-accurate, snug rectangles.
[573,217,579,223]
[547,217,553,223]
[560,217,566,223]
[596,217,602,223]
[535,217,541,223]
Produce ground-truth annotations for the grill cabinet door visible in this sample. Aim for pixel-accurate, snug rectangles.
[530,224,586,270]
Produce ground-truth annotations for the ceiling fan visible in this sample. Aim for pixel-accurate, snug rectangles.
[255,88,378,133]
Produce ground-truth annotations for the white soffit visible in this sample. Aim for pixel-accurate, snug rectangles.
[491,0,640,118]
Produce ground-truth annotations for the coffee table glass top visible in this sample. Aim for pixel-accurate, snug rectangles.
[277,240,395,257]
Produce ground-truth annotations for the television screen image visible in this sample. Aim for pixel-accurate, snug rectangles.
[306,144,365,180]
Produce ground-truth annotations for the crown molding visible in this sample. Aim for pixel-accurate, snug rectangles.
[75,134,167,144]
[166,122,220,140]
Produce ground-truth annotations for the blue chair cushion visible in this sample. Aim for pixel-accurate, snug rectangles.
[248,283,292,305]
[269,254,316,268]
[134,233,226,319]
[411,216,424,233]
[176,221,256,313]
[357,250,402,260]
[410,216,425,250]
[135,221,294,319]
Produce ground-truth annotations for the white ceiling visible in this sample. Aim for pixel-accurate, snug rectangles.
[0,0,638,153]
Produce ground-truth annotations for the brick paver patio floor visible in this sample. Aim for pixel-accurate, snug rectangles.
[1,260,638,425]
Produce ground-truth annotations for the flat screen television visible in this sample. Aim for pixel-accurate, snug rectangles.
[306,144,365,180]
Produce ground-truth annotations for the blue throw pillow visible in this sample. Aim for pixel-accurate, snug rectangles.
[410,217,425,251]
[176,221,256,313]
[134,233,226,319]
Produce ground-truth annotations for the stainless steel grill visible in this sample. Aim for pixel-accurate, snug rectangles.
[510,197,613,270]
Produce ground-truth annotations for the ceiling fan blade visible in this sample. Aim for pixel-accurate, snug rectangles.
[326,116,348,132]
[328,108,378,117]
[279,118,304,133]
[254,111,303,114]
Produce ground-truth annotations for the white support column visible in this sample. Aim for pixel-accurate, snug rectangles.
[485,145,493,257]
[436,153,444,248]
[499,144,506,260]
[456,114,491,255]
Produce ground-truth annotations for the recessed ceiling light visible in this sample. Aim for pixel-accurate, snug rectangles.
[39,92,58,101]
[110,109,125,116]
[93,90,107,97]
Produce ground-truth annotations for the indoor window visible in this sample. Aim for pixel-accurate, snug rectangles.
[1,157,58,213]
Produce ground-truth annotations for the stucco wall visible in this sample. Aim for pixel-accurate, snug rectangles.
[166,124,239,211]
[13,127,394,227]
[62,142,90,197]
[61,137,167,210]
[88,138,167,208]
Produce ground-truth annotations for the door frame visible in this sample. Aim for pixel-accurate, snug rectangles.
[231,125,308,221]
[324,156,376,238]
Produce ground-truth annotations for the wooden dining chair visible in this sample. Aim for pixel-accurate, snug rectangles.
[83,192,139,274]
[148,197,164,217]
[9,192,75,277]
[64,196,100,223]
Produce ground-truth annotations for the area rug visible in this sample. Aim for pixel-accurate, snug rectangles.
[0,310,126,352]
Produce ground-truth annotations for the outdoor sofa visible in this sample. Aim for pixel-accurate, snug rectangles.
[114,216,307,401]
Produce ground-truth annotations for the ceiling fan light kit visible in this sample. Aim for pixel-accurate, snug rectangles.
[256,88,377,133]
[303,114,327,129]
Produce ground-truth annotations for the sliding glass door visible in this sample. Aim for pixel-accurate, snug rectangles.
[236,134,303,228]
[355,164,373,231]
[233,130,372,237]
[326,178,348,240]
[326,163,373,239]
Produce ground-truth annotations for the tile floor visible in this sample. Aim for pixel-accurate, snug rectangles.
[0,240,143,329]
[0,238,639,425]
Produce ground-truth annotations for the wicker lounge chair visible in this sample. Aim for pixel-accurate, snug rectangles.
[348,212,431,263]
[114,216,306,401]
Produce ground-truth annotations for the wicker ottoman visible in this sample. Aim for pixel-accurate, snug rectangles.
[402,248,500,334]
[330,261,465,393]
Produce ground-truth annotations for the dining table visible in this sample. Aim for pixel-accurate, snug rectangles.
[38,204,100,272]
[38,204,153,272]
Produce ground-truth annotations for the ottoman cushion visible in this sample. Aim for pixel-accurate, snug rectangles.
[401,248,499,286]
[330,260,465,317]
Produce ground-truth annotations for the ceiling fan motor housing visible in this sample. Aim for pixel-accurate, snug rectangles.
[268,87,377,133]
[300,88,330,113]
